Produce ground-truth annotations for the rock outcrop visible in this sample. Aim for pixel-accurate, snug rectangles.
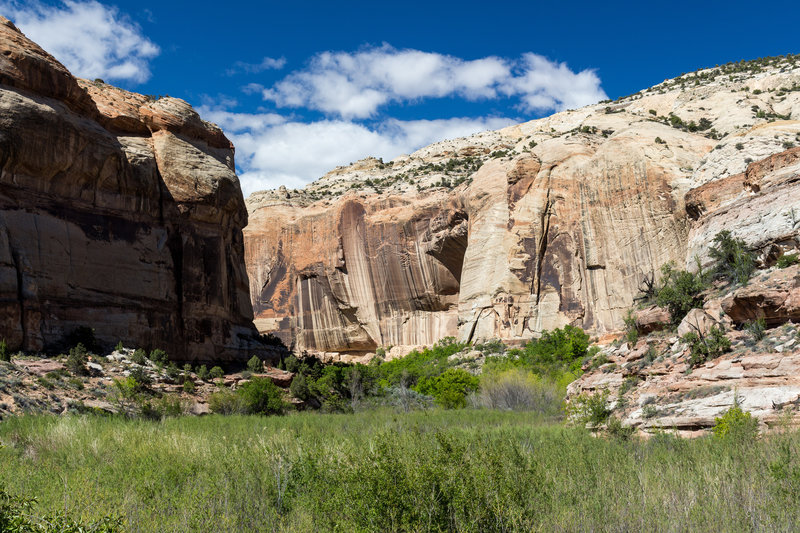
[0,18,261,363]
[568,265,800,436]
[245,56,800,356]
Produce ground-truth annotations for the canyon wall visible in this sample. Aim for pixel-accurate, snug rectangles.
[245,57,800,356]
[0,18,261,363]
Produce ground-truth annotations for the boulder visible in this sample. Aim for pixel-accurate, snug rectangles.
[677,309,717,337]
[635,306,671,333]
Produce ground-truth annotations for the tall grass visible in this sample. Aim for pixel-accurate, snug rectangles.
[2,410,800,531]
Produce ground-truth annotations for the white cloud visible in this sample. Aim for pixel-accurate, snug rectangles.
[199,105,513,195]
[263,45,513,119]
[226,56,286,75]
[1,0,159,83]
[506,53,607,112]
[260,45,605,119]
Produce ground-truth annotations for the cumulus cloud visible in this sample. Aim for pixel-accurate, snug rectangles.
[199,105,513,195]
[506,53,607,112]
[226,56,286,75]
[261,45,605,119]
[1,0,159,83]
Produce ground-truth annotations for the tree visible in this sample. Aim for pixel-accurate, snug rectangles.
[238,378,286,415]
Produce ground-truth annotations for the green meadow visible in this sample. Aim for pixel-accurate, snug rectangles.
[2,409,800,532]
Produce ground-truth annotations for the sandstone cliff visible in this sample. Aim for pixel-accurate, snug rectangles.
[245,56,800,356]
[0,18,261,363]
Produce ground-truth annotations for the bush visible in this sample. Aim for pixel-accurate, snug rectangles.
[209,388,246,415]
[131,349,147,366]
[383,385,433,412]
[484,325,591,381]
[114,341,124,352]
[66,343,89,376]
[745,318,767,342]
[237,377,286,415]
[777,253,799,268]
[0,339,8,363]
[709,230,756,285]
[196,365,209,381]
[209,366,224,380]
[416,368,479,409]
[567,389,611,427]
[247,355,263,373]
[656,262,707,324]
[182,380,195,393]
[290,372,311,401]
[713,404,758,440]
[128,366,152,388]
[149,349,169,366]
[623,309,639,344]
[475,369,561,414]
[683,325,731,367]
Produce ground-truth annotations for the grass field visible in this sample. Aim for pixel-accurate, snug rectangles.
[2,409,800,532]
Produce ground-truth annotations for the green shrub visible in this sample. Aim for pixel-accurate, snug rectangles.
[237,377,286,415]
[0,339,8,363]
[166,363,180,381]
[567,389,611,427]
[66,343,89,376]
[37,377,54,390]
[182,380,195,393]
[376,337,467,389]
[247,355,263,373]
[128,367,151,388]
[623,309,639,344]
[196,365,209,381]
[484,325,590,381]
[114,341,124,352]
[131,348,147,366]
[683,325,731,367]
[416,368,479,409]
[209,366,224,380]
[713,404,758,440]
[642,404,659,419]
[656,262,707,324]
[709,230,756,285]
[149,349,169,366]
[290,372,311,401]
[745,318,767,342]
[777,253,799,268]
[209,388,246,415]
[110,377,141,414]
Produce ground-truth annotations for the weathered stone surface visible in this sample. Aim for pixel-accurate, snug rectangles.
[686,146,800,269]
[635,306,671,334]
[677,308,717,337]
[568,315,800,435]
[721,264,800,326]
[0,19,261,363]
[245,58,800,355]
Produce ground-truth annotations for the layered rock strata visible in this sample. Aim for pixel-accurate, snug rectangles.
[0,18,260,362]
[246,57,800,355]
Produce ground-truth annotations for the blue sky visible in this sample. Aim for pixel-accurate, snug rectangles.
[2,0,798,194]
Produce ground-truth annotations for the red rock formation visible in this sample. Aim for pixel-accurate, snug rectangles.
[245,59,800,356]
[0,18,260,363]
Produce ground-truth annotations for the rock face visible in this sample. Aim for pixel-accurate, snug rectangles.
[245,56,800,355]
[0,18,260,363]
